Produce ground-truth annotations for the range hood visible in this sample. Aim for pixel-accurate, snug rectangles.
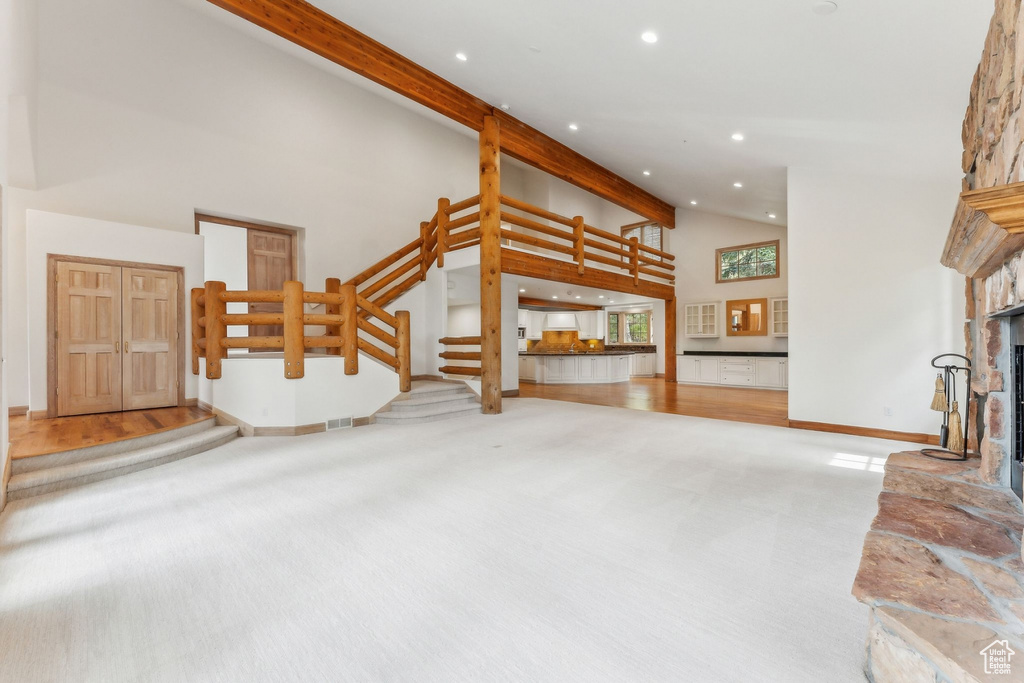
[544,312,578,330]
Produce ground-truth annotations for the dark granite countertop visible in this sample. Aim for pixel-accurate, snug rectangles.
[519,351,634,357]
[679,350,788,358]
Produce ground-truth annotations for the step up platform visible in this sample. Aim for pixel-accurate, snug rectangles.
[375,381,481,424]
[8,417,238,501]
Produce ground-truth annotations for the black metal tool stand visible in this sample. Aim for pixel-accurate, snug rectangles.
[921,353,971,462]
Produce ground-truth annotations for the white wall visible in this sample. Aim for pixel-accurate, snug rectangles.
[672,208,788,354]
[6,0,482,406]
[198,221,250,343]
[787,168,964,435]
[26,210,205,412]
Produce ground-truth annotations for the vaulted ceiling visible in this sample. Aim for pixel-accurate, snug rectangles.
[200,0,993,227]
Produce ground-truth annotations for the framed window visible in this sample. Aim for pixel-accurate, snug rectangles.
[607,311,651,344]
[715,240,779,283]
[622,221,663,261]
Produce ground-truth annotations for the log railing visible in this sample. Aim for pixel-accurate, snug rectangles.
[438,336,482,377]
[192,279,411,391]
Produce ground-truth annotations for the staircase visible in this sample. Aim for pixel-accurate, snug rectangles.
[374,381,481,424]
[8,418,238,501]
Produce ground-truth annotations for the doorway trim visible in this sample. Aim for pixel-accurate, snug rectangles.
[46,254,186,419]
[194,213,301,283]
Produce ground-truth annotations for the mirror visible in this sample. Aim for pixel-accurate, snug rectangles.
[725,298,768,336]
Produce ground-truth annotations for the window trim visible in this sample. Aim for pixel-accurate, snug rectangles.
[607,310,652,345]
[714,239,780,284]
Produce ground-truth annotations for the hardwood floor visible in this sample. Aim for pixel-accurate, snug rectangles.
[517,378,789,427]
[9,406,214,459]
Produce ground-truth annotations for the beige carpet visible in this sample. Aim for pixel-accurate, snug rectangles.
[0,398,907,682]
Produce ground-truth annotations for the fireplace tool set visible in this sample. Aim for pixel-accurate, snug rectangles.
[924,353,971,462]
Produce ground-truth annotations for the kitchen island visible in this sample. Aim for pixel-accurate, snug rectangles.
[518,352,632,384]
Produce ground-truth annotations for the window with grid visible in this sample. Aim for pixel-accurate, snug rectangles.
[621,222,663,261]
[607,311,651,344]
[715,240,779,283]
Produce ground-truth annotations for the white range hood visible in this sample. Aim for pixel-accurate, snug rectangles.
[544,312,578,330]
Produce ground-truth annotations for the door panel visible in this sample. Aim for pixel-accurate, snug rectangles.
[57,262,122,416]
[122,268,178,411]
[247,228,293,344]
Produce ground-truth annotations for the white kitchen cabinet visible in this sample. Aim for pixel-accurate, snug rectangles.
[770,298,788,336]
[577,310,606,340]
[527,310,545,339]
[684,302,719,337]
[629,352,657,377]
[578,355,610,381]
[678,355,787,389]
[518,309,528,327]
[543,356,577,382]
[519,355,541,383]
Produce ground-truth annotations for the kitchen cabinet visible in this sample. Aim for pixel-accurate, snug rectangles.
[577,310,606,340]
[629,352,657,377]
[678,355,787,390]
[770,298,788,336]
[519,355,541,383]
[517,354,631,384]
[545,312,578,330]
[527,310,545,340]
[518,309,528,327]
[684,302,719,337]
[578,355,609,381]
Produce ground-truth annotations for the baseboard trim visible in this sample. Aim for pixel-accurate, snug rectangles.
[1,446,11,513]
[28,410,48,420]
[184,398,198,407]
[198,401,370,436]
[788,420,939,446]
[501,389,520,397]
[8,406,28,417]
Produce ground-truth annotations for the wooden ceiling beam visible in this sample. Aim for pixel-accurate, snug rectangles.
[205,0,676,228]
[518,297,601,311]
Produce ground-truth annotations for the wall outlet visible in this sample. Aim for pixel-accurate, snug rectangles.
[882,406,893,417]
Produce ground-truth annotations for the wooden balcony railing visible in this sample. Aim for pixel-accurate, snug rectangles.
[192,279,411,391]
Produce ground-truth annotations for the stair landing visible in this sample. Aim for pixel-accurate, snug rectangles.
[10,406,216,460]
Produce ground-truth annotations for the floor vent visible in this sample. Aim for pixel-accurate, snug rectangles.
[327,417,352,430]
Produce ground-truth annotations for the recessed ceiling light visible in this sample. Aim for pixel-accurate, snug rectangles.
[575,295,582,299]
[609,300,615,303]
[768,214,777,219]
[733,182,743,188]
[455,52,467,61]
[690,200,698,205]
[642,170,651,176]
[552,295,558,299]
[731,133,744,141]
[812,1,838,15]
[568,123,579,131]
[641,31,658,44]
[519,288,526,293]
[598,295,605,299]
[528,45,542,53]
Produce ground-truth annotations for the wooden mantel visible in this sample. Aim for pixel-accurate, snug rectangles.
[941,181,1024,278]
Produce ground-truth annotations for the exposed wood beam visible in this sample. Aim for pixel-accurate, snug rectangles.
[517,297,600,312]
[205,0,676,228]
[501,249,675,301]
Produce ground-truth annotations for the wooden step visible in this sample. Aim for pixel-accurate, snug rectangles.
[439,365,482,376]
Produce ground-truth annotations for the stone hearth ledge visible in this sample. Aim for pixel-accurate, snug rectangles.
[852,450,1024,682]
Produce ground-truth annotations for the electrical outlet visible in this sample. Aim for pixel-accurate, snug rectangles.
[883,406,893,417]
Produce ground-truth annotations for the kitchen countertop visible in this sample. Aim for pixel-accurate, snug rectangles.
[679,351,788,358]
[519,351,634,356]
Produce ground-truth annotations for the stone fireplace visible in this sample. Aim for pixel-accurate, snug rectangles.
[850,1,1024,680]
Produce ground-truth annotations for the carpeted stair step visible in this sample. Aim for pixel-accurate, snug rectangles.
[405,381,471,397]
[375,380,480,424]
[8,425,239,500]
[389,393,479,411]
[374,403,481,424]
[12,417,220,475]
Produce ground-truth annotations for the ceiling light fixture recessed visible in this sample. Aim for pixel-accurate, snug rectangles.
[575,295,582,299]
[642,170,651,176]
[812,1,838,15]
[768,214,777,219]
[733,182,743,188]
[568,123,579,131]
[598,295,605,299]
[455,52,468,61]
[641,31,658,44]
[690,200,698,205]
[731,133,744,141]
[519,288,526,293]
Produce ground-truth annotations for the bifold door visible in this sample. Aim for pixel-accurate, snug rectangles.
[56,261,179,416]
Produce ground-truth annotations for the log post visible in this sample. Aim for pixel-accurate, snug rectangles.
[204,281,227,379]
[325,277,342,356]
[419,221,430,280]
[341,283,359,375]
[479,115,502,414]
[190,288,204,375]
[573,215,585,275]
[436,197,449,269]
[283,281,305,379]
[630,236,640,286]
[664,296,677,383]
[396,310,411,392]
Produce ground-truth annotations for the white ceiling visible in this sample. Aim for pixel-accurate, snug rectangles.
[199,0,993,227]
